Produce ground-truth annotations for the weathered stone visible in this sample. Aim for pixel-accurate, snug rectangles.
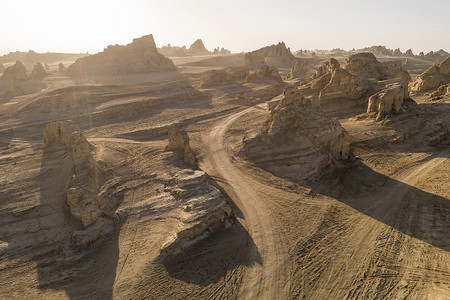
[166,125,196,166]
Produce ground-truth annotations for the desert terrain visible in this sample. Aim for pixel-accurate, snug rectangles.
[0,34,449,300]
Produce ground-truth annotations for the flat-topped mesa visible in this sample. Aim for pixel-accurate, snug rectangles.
[68,34,177,77]
[199,70,235,87]
[188,39,209,55]
[286,59,310,79]
[165,125,196,166]
[367,82,409,121]
[244,65,284,84]
[409,57,450,94]
[1,61,29,95]
[244,42,297,67]
[31,62,48,79]
[243,87,350,181]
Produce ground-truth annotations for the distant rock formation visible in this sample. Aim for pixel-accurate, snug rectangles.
[68,34,177,77]
[367,82,409,121]
[43,120,114,249]
[166,125,196,166]
[212,47,231,55]
[409,57,450,94]
[244,42,297,67]
[405,49,414,57]
[244,65,284,84]
[1,61,29,95]
[285,60,310,79]
[199,70,235,87]
[242,86,350,181]
[160,169,232,254]
[44,63,50,70]
[31,62,48,79]
[58,63,65,71]
[424,49,450,61]
[188,39,210,55]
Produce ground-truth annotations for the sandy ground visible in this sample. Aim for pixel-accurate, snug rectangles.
[0,55,449,299]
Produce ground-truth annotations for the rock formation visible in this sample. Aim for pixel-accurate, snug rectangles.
[244,65,284,84]
[405,49,414,57]
[58,63,65,71]
[244,42,297,67]
[160,169,232,253]
[312,58,340,80]
[166,125,196,166]
[43,120,113,249]
[0,62,5,73]
[319,68,370,101]
[286,60,310,79]
[429,83,450,100]
[409,57,450,94]
[68,34,177,77]
[199,70,235,87]
[242,86,350,181]
[44,63,50,70]
[1,61,29,95]
[367,82,409,121]
[188,39,209,55]
[31,62,48,79]
[212,47,231,55]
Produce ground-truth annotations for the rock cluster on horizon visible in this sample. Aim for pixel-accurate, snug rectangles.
[244,42,297,67]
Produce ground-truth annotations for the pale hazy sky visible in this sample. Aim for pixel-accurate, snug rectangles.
[1,0,449,56]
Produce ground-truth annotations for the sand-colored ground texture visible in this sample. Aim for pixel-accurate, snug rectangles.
[0,37,449,299]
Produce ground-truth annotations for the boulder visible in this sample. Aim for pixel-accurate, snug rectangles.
[68,34,177,77]
[367,82,409,121]
[286,59,310,79]
[244,65,284,84]
[409,57,450,94]
[166,125,196,166]
[1,61,29,95]
[199,70,235,87]
[31,62,48,79]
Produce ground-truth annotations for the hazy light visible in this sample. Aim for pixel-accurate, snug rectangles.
[0,0,449,55]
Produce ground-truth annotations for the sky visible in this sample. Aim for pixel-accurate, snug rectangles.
[1,0,449,56]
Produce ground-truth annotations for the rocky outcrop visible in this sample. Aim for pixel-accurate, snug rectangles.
[244,65,284,84]
[243,87,350,181]
[286,60,310,79]
[160,169,232,254]
[44,63,50,70]
[31,63,48,79]
[409,57,450,94]
[405,49,414,57]
[319,68,370,101]
[166,125,196,166]
[58,63,65,71]
[212,47,231,55]
[0,62,5,73]
[68,34,176,77]
[244,42,296,67]
[199,70,235,87]
[429,83,450,100]
[1,61,29,95]
[367,82,409,121]
[188,39,209,55]
[312,58,340,80]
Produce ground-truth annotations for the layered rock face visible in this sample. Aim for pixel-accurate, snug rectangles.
[244,42,297,67]
[319,68,370,101]
[188,39,210,55]
[43,121,107,228]
[166,125,196,166]
[429,83,450,100]
[243,86,350,181]
[1,61,29,95]
[160,169,232,253]
[409,57,450,94]
[68,34,176,77]
[286,59,310,79]
[244,65,284,84]
[367,82,409,121]
[31,62,48,79]
[199,70,235,87]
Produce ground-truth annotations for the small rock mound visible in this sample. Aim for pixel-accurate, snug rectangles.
[367,82,409,121]
[31,62,48,79]
[160,169,232,254]
[166,125,196,166]
[242,87,350,181]
[286,60,310,79]
[1,61,29,95]
[188,39,210,55]
[199,70,235,87]
[409,57,450,94]
[244,65,284,84]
